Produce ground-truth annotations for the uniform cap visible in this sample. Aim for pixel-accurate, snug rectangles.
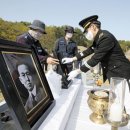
[65,26,76,33]
[79,15,99,33]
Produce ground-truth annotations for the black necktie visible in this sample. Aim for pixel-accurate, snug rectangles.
[31,93,37,106]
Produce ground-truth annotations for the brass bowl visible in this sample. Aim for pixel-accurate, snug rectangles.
[87,89,109,124]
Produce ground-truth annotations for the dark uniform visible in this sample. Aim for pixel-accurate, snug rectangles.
[54,37,78,75]
[16,32,49,64]
[77,30,130,84]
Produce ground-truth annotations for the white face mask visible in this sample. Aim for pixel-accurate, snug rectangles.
[85,31,94,41]
[66,33,73,39]
[29,30,43,40]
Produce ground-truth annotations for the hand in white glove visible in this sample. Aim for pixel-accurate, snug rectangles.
[67,69,81,80]
[62,58,73,64]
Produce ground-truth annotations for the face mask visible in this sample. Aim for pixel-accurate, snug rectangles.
[29,30,42,40]
[85,31,94,41]
[66,33,73,39]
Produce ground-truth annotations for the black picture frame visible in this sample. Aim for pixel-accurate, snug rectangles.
[0,39,55,130]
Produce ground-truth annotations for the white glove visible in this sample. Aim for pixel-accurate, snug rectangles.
[67,69,81,80]
[62,58,73,64]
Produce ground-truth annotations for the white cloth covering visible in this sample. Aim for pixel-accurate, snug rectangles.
[46,69,62,98]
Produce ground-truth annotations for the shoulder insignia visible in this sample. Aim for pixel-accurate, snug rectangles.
[99,32,104,39]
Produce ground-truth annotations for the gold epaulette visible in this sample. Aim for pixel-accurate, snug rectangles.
[99,32,104,39]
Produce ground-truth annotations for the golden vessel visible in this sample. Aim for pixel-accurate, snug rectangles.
[87,89,109,124]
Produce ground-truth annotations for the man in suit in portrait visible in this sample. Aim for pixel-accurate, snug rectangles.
[17,62,46,113]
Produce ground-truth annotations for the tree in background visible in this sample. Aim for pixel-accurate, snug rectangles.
[119,40,130,52]
[0,18,130,53]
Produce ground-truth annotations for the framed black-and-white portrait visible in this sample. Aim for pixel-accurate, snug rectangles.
[0,39,55,130]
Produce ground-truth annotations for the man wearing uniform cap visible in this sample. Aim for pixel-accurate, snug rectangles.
[53,26,78,88]
[16,20,59,66]
[62,15,130,89]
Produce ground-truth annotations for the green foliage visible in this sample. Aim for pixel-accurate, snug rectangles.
[40,26,57,52]
[40,26,91,52]
[0,18,130,53]
[0,18,28,41]
[72,28,92,47]
[119,40,130,52]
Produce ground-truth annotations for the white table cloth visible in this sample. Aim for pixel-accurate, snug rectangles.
[38,79,81,130]
[65,81,130,130]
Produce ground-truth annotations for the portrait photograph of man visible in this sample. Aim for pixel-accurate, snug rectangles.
[2,52,47,114]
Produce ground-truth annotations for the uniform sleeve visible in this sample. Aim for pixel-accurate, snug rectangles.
[87,36,115,67]
[80,36,115,73]
[80,64,90,72]
[76,45,94,60]
[80,37,115,72]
